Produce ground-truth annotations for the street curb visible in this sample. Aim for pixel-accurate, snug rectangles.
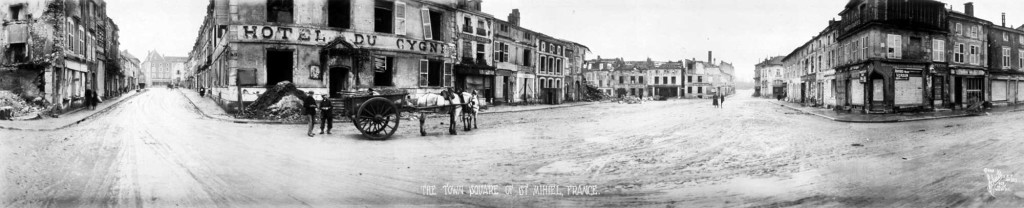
[0,90,145,131]
[774,101,981,123]
[179,89,598,125]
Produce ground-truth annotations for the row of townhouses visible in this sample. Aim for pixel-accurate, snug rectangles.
[582,52,736,100]
[756,0,1024,113]
[183,0,591,110]
[0,0,141,112]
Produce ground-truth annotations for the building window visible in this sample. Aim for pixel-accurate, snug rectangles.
[476,43,485,64]
[663,77,668,84]
[539,56,546,72]
[374,1,394,33]
[955,23,962,36]
[524,32,532,40]
[327,0,351,28]
[630,76,636,84]
[476,19,487,36]
[494,42,509,62]
[500,24,509,32]
[462,15,472,33]
[6,43,27,62]
[1020,36,1024,44]
[419,59,446,87]
[969,45,979,65]
[10,4,24,21]
[555,59,561,73]
[1003,47,1012,69]
[954,43,965,63]
[698,76,703,83]
[638,76,644,84]
[1019,49,1024,68]
[697,87,703,93]
[374,56,394,86]
[654,76,659,84]
[672,77,676,84]
[523,49,532,66]
[266,0,293,23]
[619,76,624,84]
[932,39,945,62]
[420,8,440,40]
[1004,32,1009,42]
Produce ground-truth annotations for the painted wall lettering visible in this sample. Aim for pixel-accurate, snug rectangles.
[236,25,448,55]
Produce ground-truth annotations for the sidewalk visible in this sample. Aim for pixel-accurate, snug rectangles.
[772,100,1024,123]
[180,88,601,124]
[0,90,143,131]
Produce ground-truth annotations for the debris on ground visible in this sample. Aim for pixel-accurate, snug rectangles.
[237,81,311,122]
[0,90,49,120]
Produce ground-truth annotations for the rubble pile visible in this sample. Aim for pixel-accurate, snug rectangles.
[581,84,607,101]
[238,81,311,122]
[0,90,45,120]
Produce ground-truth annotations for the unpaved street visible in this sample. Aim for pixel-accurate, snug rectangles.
[3,88,1024,207]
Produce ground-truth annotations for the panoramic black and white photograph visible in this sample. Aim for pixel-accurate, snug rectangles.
[3,0,1024,207]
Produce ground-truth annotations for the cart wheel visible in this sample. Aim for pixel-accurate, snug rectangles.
[354,97,400,140]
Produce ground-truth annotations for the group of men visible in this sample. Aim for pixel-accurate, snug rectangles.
[302,91,334,137]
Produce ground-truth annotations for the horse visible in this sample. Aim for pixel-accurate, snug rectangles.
[401,88,470,136]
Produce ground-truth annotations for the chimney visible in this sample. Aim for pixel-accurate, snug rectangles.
[965,2,974,17]
[1002,13,1006,27]
[708,51,713,63]
[508,9,520,26]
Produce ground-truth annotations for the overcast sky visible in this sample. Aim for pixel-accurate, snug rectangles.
[107,0,1024,82]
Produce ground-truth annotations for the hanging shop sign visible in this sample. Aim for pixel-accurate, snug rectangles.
[236,25,450,56]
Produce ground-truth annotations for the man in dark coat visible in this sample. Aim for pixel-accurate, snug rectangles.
[84,89,95,110]
[303,91,318,137]
[319,94,334,134]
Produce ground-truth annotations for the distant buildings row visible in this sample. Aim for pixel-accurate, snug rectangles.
[582,52,736,99]
[756,0,1024,113]
[0,0,142,112]
[182,0,590,110]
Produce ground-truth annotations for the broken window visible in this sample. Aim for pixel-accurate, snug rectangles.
[6,43,27,62]
[416,59,443,87]
[327,0,351,28]
[10,4,23,21]
[266,0,293,23]
[476,19,486,36]
[374,1,394,33]
[428,9,442,41]
[374,56,394,86]
[265,49,294,86]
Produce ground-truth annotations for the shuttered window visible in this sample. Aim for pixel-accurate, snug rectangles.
[932,39,945,62]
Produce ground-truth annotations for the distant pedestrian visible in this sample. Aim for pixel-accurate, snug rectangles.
[199,87,206,97]
[302,91,318,137]
[84,89,95,110]
[720,94,726,107]
[712,94,719,108]
[319,94,334,134]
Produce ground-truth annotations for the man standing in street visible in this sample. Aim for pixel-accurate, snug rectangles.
[319,94,334,134]
[303,91,318,137]
[720,93,726,108]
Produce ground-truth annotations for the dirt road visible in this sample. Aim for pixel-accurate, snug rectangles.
[3,88,1024,207]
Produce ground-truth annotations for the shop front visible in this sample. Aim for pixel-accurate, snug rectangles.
[950,68,986,109]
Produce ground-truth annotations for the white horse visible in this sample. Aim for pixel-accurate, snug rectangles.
[402,89,469,136]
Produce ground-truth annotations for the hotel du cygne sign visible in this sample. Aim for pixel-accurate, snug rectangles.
[234,25,451,56]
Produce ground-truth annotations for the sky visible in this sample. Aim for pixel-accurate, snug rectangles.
[106,0,1024,82]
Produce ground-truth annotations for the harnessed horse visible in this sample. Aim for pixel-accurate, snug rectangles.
[402,88,477,136]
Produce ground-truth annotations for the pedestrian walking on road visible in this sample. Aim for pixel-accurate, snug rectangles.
[199,87,206,97]
[712,94,719,108]
[319,94,334,134]
[302,91,318,137]
[84,89,95,110]
[720,94,726,108]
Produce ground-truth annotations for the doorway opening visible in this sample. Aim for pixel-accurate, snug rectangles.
[329,66,349,98]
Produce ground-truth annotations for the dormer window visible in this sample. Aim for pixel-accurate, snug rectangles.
[10,4,24,21]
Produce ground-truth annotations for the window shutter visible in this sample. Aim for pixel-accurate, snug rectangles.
[419,59,428,86]
[395,2,406,35]
[420,7,432,40]
[894,35,902,59]
[444,62,453,87]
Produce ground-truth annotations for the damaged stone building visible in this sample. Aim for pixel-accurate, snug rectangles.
[186,0,588,109]
[1,0,123,111]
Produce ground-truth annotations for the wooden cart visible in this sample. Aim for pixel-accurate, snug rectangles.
[339,93,464,140]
